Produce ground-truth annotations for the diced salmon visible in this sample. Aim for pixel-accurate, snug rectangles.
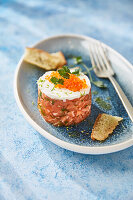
[38,89,91,126]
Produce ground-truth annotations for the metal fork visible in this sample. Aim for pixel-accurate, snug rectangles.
[88,42,133,122]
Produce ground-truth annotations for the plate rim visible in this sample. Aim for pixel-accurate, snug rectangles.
[14,33,133,154]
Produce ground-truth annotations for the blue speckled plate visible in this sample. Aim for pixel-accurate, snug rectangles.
[14,34,133,154]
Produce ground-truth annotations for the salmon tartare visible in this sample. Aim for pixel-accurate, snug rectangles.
[37,66,91,126]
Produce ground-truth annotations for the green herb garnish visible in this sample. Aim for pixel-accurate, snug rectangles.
[68,131,80,138]
[52,100,55,105]
[70,56,107,88]
[41,109,46,116]
[38,103,41,109]
[50,77,58,84]
[72,56,83,64]
[71,69,80,75]
[92,91,98,95]
[106,96,111,100]
[38,79,44,83]
[82,63,107,88]
[50,77,64,85]
[32,101,34,106]
[95,97,112,110]
[58,79,64,84]
[58,65,80,78]
[38,104,46,116]
[58,66,70,79]
[39,91,42,98]
[56,93,61,97]
[45,97,50,101]
[61,108,68,112]
[51,86,55,91]
[92,81,107,88]
[80,91,85,96]
[62,65,70,73]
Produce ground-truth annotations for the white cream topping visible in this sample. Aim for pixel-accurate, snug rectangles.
[37,70,91,101]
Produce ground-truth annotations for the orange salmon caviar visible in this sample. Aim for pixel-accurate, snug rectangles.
[45,71,88,92]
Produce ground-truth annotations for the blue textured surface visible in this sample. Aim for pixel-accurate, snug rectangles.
[0,0,133,199]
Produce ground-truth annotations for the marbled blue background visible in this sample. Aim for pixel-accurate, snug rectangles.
[0,0,133,199]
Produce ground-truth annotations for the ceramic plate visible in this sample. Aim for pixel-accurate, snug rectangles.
[14,34,133,154]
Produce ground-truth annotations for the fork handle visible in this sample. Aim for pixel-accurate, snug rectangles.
[109,76,133,122]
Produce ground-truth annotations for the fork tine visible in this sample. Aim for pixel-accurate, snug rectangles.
[89,43,103,71]
[91,43,104,71]
[95,43,108,71]
[99,42,114,74]
[88,43,97,68]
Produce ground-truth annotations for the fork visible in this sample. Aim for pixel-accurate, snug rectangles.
[88,42,133,122]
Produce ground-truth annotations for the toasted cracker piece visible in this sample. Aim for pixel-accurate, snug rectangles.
[24,47,67,70]
[91,113,123,141]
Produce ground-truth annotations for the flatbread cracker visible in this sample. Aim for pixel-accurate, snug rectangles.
[91,113,123,141]
[24,47,67,70]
